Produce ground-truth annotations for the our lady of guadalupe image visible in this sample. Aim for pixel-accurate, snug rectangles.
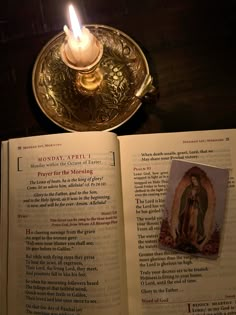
[159,160,229,258]
[178,172,208,246]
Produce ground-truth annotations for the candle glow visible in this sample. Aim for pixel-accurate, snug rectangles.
[68,4,82,39]
[62,4,101,68]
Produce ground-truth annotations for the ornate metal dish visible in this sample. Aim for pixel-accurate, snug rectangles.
[32,24,154,132]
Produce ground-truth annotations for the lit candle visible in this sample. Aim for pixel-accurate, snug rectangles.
[63,5,100,68]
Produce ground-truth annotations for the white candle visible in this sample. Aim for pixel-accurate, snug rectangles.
[63,5,100,67]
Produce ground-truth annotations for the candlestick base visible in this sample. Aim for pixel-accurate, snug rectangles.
[76,68,103,95]
[60,38,104,94]
[32,25,156,132]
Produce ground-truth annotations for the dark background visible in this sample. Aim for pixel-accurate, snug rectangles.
[1,0,236,140]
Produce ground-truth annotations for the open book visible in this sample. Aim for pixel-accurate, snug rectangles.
[1,129,236,315]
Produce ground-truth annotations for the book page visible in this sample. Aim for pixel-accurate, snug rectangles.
[119,129,236,315]
[1,141,9,315]
[6,132,128,315]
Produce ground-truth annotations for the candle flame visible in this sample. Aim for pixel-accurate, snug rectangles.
[69,4,82,39]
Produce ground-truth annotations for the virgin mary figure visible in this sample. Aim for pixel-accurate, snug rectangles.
[178,174,208,244]
[170,166,215,252]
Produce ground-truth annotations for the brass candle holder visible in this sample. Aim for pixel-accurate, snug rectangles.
[60,33,104,94]
[32,25,156,132]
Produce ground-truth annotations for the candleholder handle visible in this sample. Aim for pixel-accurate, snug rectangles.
[135,74,157,100]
